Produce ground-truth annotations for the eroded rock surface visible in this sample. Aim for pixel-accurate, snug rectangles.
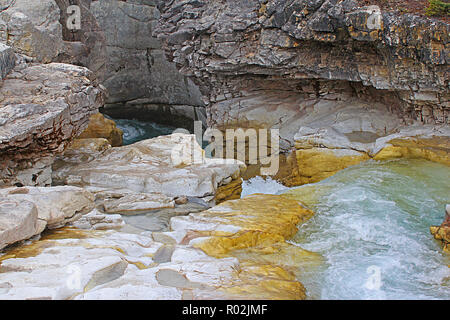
[53,133,246,213]
[0,59,106,186]
[77,113,124,147]
[0,186,95,250]
[155,0,449,185]
[0,193,321,300]
[156,0,448,125]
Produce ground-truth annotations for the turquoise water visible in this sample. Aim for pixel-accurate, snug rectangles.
[243,159,450,299]
[114,119,176,145]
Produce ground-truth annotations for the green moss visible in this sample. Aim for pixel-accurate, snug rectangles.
[425,0,450,16]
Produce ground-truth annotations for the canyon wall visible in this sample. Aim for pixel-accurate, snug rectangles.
[155,0,449,184]
[156,0,449,130]
[55,0,206,128]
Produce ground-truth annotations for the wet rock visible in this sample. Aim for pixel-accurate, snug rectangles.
[155,0,449,186]
[430,204,450,253]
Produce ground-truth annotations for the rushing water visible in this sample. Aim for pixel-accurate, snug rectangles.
[242,159,450,300]
[114,118,177,145]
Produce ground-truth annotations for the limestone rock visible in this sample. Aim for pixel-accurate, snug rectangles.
[0,43,15,79]
[69,209,125,231]
[53,133,246,212]
[296,148,370,185]
[0,186,95,231]
[77,113,123,147]
[0,198,38,250]
[56,138,112,166]
[103,193,175,215]
[0,60,106,186]
[88,0,204,118]
[0,192,321,300]
[290,102,450,185]
[156,1,449,127]
[155,0,449,182]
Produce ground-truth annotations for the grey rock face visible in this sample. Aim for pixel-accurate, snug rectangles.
[0,0,66,63]
[87,0,204,123]
[0,0,204,127]
[155,0,449,138]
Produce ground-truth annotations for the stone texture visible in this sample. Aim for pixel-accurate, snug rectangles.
[156,0,449,126]
[54,0,108,81]
[53,133,246,212]
[0,186,95,250]
[0,186,95,232]
[0,198,38,250]
[69,209,125,230]
[155,0,449,182]
[0,193,321,300]
[0,0,66,63]
[86,0,204,125]
[0,60,106,186]
[0,42,15,79]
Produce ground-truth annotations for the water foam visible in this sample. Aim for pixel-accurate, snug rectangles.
[242,159,450,299]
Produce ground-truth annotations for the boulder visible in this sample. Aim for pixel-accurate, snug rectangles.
[0,186,95,232]
[77,113,123,147]
[430,205,450,252]
[0,198,38,250]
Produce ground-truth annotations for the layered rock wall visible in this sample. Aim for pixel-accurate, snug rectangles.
[155,0,449,185]
[156,0,449,127]
[0,59,106,186]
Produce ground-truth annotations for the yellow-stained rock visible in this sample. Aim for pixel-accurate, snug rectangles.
[374,136,450,166]
[215,178,243,204]
[243,151,303,187]
[430,226,449,253]
[67,138,112,154]
[78,113,123,147]
[175,194,322,300]
[295,148,370,185]
[191,194,314,256]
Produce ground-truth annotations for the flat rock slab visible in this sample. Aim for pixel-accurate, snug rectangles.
[53,133,246,211]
